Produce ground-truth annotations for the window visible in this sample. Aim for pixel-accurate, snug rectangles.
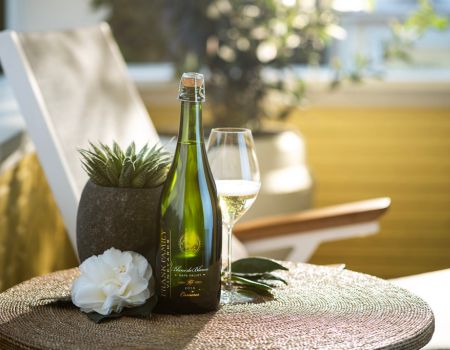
[331,0,450,70]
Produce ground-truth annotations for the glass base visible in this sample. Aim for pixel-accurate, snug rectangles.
[220,287,253,305]
[220,285,273,305]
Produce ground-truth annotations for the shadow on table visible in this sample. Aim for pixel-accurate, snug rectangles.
[0,301,217,349]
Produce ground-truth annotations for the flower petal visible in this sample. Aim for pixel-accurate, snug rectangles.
[71,276,105,311]
[71,248,156,316]
[124,288,150,307]
[102,248,132,271]
[80,256,114,282]
[129,252,150,277]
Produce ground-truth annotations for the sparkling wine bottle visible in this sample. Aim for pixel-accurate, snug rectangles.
[156,72,222,314]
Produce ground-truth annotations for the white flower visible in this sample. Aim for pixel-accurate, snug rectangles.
[71,248,153,315]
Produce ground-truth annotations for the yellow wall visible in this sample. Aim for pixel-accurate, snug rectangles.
[0,154,77,292]
[293,107,450,278]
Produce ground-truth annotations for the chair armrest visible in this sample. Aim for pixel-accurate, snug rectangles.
[234,197,391,242]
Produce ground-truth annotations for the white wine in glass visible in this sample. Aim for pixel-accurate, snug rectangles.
[216,180,260,225]
[207,128,261,304]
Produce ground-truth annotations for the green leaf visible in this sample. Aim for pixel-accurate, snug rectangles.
[81,161,109,186]
[87,311,122,323]
[260,273,288,285]
[105,160,120,186]
[231,287,271,303]
[122,294,158,318]
[232,272,288,285]
[131,169,148,188]
[231,275,273,294]
[233,287,260,300]
[134,144,149,167]
[113,141,125,161]
[137,143,149,158]
[126,142,136,158]
[99,142,114,159]
[88,142,107,162]
[118,158,135,187]
[231,257,288,274]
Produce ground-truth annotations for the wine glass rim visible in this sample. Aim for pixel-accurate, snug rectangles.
[211,127,251,133]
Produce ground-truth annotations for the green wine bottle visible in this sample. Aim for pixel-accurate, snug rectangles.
[156,72,222,314]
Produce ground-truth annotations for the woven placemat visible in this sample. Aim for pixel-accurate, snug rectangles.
[0,263,434,350]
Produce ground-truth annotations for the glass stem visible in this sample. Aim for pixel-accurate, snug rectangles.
[225,223,233,290]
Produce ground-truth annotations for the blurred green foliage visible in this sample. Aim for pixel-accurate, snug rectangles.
[384,0,449,62]
[332,0,448,90]
[162,0,340,127]
[92,0,448,128]
[94,0,338,127]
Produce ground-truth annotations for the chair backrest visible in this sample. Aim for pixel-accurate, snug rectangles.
[0,23,160,253]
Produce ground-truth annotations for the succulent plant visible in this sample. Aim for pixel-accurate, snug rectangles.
[79,141,172,188]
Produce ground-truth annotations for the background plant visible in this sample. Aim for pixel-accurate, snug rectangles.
[384,0,449,62]
[79,142,171,188]
[162,0,340,128]
[94,0,336,127]
[92,0,448,128]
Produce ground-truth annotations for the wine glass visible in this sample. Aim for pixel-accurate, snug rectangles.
[207,128,261,304]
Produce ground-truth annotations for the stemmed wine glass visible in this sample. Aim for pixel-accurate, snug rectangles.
[207,128,261,304]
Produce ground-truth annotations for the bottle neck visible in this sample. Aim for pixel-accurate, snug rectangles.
[179,101,203,144]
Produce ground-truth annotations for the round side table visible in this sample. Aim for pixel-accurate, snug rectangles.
[0,263,434,350]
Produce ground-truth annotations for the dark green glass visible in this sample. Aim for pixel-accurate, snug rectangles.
[156,73,222,314]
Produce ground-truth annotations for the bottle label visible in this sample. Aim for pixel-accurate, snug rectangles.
[173,265,208,298]
[159,231,171,298]
[160,231,208,299]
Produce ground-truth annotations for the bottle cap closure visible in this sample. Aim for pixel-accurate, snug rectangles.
[178,72,206,102]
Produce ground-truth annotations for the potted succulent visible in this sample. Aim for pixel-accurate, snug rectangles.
[77,141,171,268]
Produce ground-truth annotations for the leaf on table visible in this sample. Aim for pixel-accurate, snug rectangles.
[87,311,122,323]
[232,272,288,285]
[36,295,73,308]
[231,257,288,274]
[231,275,273,295]
[260,273,288,285]
[39,295,71,303]
[122,294,158,318]
[234,287,268,303]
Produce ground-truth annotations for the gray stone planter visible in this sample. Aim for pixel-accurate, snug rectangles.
[76,180,162,269]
